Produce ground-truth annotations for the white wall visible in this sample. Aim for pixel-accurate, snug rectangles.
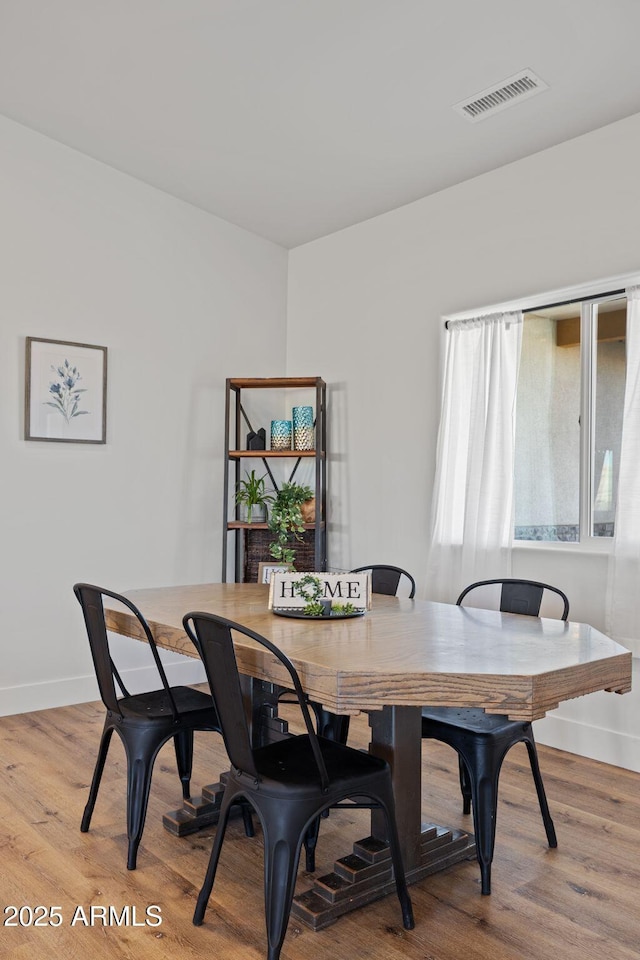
[0,116,288,716]
[3,105,637,770]
[287,112,640,771]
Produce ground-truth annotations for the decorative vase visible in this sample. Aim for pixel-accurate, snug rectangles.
[270,419,292,450]
[292,405,314,450]
[300,497,316,524]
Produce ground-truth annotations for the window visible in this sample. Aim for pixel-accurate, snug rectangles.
[514,294,627,542]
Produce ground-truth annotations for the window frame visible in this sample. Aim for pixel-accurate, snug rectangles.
[442,271,640,552]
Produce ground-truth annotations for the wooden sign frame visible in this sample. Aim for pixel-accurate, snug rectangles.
[268,571,371,612]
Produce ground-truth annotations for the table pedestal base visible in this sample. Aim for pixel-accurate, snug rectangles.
[162,695,476,927]
[164,789,476,929]
[163,777,239,836]
[292,824,476,930]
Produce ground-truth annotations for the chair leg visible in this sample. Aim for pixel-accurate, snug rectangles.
[314,706,350,743]
[524,739,557,848]
[81,725,114,833]
[125,742,160,870]
[260,801,313,960]
[463,747,503,896]
[239,800,256,837]
[458,754,472,815]
[374,785,414,930]
[303,816,321,872]
[193,790,236,926]
[173,729,194,800]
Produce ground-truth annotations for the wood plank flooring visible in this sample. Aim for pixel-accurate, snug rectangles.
[1,700,638,960]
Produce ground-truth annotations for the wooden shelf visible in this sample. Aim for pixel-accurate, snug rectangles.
[227,521,324,530]
[228,449,321,459]
[228,377,325,389]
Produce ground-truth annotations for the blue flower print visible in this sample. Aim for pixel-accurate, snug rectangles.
[45,359,89,424]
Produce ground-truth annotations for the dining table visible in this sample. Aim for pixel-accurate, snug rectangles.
[103,582,632,929]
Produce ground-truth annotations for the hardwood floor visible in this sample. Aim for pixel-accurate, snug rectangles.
[1,700,639,960]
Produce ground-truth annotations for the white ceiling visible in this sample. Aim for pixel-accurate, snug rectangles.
[2,0,640,248]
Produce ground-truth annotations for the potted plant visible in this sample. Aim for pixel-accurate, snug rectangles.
[235,470,273,524]
[268,480,314,566]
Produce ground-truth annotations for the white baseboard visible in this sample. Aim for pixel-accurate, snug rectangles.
[0,659,207,718]
[534,714,640,773]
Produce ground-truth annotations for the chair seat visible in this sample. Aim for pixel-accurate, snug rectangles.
[421,706,530,737]
[118,686,215,721]
[253,734,388,796]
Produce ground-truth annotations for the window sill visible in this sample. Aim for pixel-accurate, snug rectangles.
[513,537,613,555]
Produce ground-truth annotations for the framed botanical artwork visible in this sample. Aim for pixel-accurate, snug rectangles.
[25,337,107,443]
[257,562,293,585]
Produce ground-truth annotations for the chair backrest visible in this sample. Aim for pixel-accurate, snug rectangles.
[456,578,569,620]
[350,565,416,599]
[183,612,329,789]
[73,582,179,718]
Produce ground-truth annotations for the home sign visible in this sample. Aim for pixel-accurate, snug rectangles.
[268,572,371,613]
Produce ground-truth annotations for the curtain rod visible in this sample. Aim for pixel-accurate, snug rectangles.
[522,287,625,315]
[445,287,626,328]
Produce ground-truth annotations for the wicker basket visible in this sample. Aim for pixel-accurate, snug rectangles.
[244,529,317,582]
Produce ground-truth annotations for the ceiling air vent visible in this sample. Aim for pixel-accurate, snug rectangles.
[453,69,548,122]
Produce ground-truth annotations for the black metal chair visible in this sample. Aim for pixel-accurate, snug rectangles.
[74,583,227,870]
[184,611,415,960]
[351,564,416,599]
[421,578,568,894]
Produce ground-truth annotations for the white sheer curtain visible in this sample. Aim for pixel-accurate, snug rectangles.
[426,311,523,603]
[607,286,640,653]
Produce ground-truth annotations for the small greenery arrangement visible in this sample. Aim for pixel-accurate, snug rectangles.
[235,470,273,524]
[293,573,326,616]
[331,602,356,615]
[292,576,357,617]
[268,481,314,566]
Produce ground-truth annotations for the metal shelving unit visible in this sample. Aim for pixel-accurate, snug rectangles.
[222,377,327,582]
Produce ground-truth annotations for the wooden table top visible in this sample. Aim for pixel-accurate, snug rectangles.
[104,582,632,721]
